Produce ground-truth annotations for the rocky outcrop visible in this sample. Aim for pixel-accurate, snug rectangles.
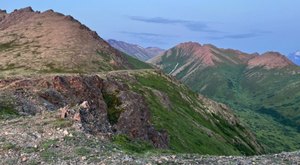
[0,74,169,148]
[103,81,169,148]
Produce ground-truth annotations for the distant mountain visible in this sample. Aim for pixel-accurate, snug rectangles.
[287,51,300,65]
[150,41,300,153]
[150,42,294,72]
[108,39,164,61]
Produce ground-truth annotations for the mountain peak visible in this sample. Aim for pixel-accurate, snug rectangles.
[149,41,218,75]
[177,41,202,49]
[247,51,295,69]
[0,7,137,74]
[12,6,34,14]
[175,42,218,66]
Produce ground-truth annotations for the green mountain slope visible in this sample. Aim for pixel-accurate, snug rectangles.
[114,70,264,155]
[150,42,300,153]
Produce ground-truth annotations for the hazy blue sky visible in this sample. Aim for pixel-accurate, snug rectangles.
[1,0,299,55]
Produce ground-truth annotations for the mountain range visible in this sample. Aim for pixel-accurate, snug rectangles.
[149,42,300,153]
[0,7,267,164]
[108,39,164,61]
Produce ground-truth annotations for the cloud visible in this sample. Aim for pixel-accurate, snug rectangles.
[207,33,260,39]
[120,31,176,38]
[185,22,223,33]
[127,16,272,42]
[128,16,221,33]
[129,16,188,24]
[207,30,272,40]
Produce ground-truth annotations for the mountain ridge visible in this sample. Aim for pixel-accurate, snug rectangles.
[150,41,295,71]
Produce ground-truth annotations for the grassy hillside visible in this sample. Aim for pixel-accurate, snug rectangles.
[109,70,264,155]
[122,53,153,69]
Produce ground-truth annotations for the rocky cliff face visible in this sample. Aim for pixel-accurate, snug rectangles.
[0,73,168,148]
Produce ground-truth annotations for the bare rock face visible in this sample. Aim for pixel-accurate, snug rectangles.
[0,74,169,148]
[48,75,111,133]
